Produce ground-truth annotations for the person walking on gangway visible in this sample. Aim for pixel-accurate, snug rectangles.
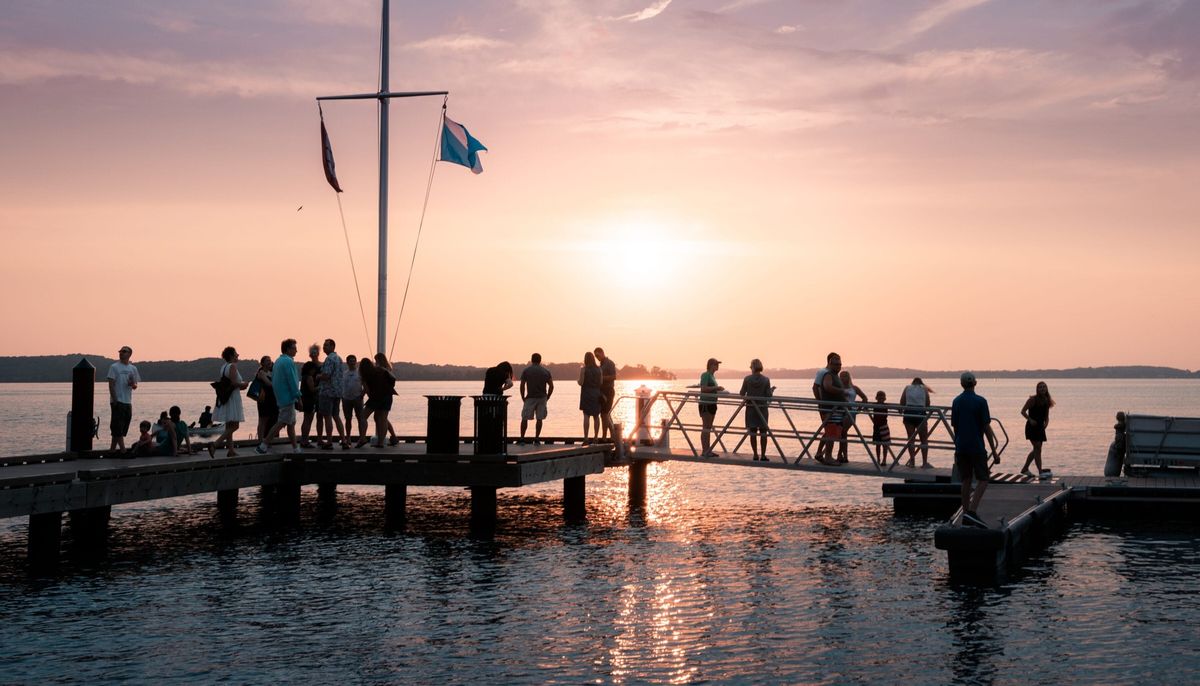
[952,372,998,528]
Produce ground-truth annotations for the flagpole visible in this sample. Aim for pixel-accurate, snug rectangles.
[377,0,390,357]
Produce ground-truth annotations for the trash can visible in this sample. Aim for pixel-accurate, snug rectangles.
[425,395,463,455]
[473,395,508,455]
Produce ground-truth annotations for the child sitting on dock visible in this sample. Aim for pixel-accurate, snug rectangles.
[871,391,891,464]
[129,420,154,457]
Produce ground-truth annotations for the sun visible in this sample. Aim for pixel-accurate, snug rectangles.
[605,218,684,286]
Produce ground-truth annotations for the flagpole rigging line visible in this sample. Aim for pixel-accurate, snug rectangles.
[389,98,448,361]
[336,192,376,360]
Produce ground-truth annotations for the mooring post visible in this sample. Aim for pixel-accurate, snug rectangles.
[70,358,96,454]
[217,489,238,525]
[470,486,498,532]
[564,476,586,522]
[28,512,63,566]
[385,484,407,529]
[628,460,648,508]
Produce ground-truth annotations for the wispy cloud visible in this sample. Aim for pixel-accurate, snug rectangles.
[886,0,991,48]
[407,34,509,52]
[613,0,673,22]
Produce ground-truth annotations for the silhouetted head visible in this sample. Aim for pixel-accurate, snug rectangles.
[594,347,606,361]
[308,343,320,360]
[531,353,542,365]
[168,406,181,420]
[281,339,297,356]
[584,351,597,367]
[323,338,336,354]
[346,355,357,369]
[750,358,763,373]
[221,346,237,362]
[118,346,133,362]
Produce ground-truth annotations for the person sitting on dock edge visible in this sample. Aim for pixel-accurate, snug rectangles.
[952,371,998,528]
[519,353,553,444]
[257,338,303,454]
[198,406,213,429]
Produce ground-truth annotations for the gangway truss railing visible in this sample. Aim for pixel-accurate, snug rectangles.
[615,390,1008,473]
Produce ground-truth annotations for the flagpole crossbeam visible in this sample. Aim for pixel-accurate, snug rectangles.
[316,90,449,102]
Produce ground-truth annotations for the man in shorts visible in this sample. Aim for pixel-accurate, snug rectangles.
[340,355,368,443]
[316,338,348,449]
[519,353,554,444]
[106,345,140,455]
[257,338,303,454]
[595,347,617,441]
[951,371,998,528]
[813,352,844,465]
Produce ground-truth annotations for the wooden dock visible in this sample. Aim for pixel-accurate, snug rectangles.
[1,439,610,565]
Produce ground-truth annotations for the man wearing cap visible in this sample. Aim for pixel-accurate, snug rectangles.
[951,371,998,528]
[698,358,724,457]
[106,345,141,455]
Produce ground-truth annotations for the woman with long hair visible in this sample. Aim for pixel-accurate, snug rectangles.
[1020,381,1055,477]
[578,351,602,444]
[374,353,401,446]
[209,346,248,457]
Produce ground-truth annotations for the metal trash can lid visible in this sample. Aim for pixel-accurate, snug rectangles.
[424,395,464,401]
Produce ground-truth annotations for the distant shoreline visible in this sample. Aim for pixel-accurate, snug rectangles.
[0,355,1193,382]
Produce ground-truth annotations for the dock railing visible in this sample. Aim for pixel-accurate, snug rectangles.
[615,390,1008,473]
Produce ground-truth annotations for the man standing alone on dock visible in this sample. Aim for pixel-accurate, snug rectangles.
[595,347,617,442]
[106,345,140,455]
[952,371,998,528]
[257,338,303,454]
[519,353,554,444]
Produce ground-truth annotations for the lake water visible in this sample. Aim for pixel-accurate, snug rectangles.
[2,378,1198,683]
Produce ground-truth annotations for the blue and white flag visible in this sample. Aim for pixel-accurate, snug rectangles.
[440,116,488,174]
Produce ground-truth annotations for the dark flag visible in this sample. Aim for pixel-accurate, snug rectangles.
[320,107,343,193]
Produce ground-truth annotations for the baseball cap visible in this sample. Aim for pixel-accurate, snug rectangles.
[707,357,722,366]
[960,371,977,385]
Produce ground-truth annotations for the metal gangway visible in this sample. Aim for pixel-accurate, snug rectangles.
[615,390,1008,475]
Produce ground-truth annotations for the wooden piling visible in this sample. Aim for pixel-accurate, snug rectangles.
[318,482,337,504]
[563,475,586,522]
[385,484,407,529]
[217,489,238,525]
[470,486,498,531]
[628,460,647,508]
[28,511,62,566]
[68,505,111,545]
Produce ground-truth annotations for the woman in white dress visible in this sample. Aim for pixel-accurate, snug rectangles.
[209,346,249,457]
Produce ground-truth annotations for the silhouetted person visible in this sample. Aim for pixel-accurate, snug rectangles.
[257,339,302,454]
[739,359,773,461]
[1020,381,1055,478]
[952,372,998,528]
[519,353,554,443]
[106,345,140,455]
[595,347,617,440]
[198,406,213,428]
[483,361,514,395]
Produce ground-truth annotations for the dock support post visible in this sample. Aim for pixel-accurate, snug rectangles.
[28,512,62,566]
[68,506,111,545]
[385,484,407,529]
[628,460,647,508]
[278,482,302,522]
[564,476,586,522]
[318,482,337,504]
[470,486,498,533]
[217,489,238,525]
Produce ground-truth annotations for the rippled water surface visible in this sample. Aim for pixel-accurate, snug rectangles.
[1,379,1198,683]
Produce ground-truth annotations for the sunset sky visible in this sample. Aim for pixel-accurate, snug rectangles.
[2,0,1198,371]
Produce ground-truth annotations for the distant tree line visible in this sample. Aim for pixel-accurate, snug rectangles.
[0,355,677,383]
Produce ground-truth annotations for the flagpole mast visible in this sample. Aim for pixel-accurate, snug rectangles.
[376,0,390,356]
